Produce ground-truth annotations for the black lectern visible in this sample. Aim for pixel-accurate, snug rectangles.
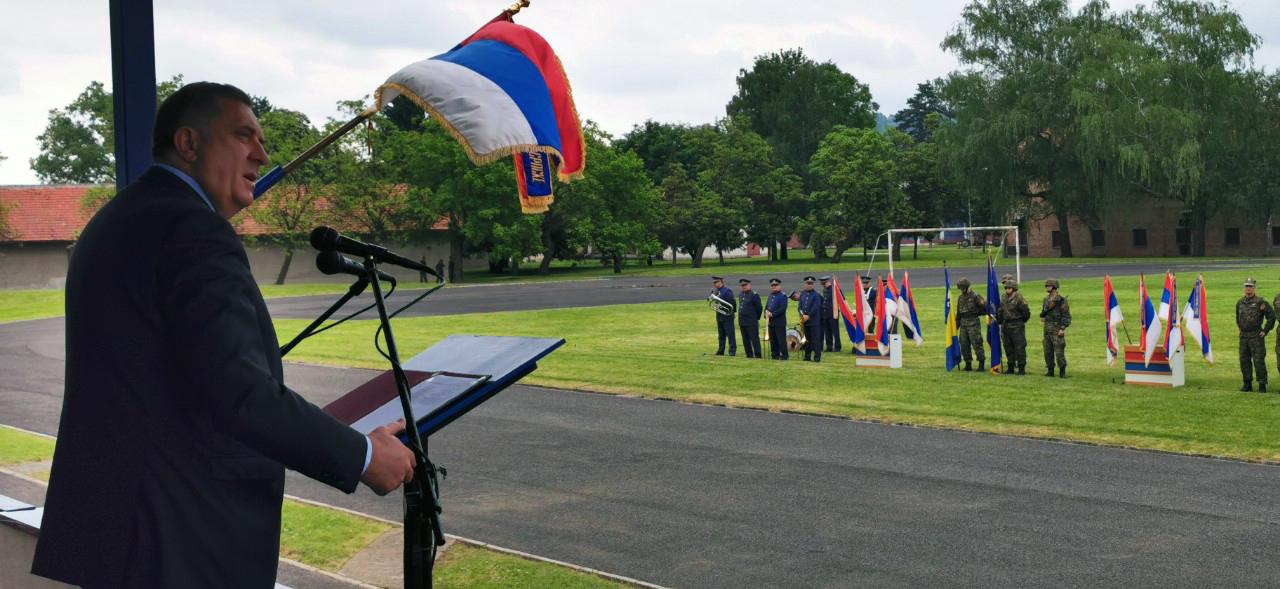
[321,334,564,587]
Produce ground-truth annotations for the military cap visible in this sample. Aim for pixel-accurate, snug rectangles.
[1044,278,1060,288]
[769,278,782,286]
[803,276,816,283]
[1244,278,1257,287]
[738,278,751,285]
[1004,280,1018,290]
[712,276,724,281]
[956,277,971,288]
[819,276,832,282]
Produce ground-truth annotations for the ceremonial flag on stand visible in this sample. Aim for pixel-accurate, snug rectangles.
[834,276,864,352]
[884,274,901,324]
[374,14,586,213]
[1182,275,1213,364]
[1158,272,1175,319]
[985,257,1003,373]
[897,273,924,345]
[944,266,962,371]
[1163,273,1183,355]
[874,276,890,349]
[1103,275,1124,366]
[1139,274,1162,366]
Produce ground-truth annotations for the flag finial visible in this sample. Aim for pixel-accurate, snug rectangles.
[507,0,531,16]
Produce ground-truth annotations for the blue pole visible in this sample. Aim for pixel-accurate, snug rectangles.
[110,0,156,190]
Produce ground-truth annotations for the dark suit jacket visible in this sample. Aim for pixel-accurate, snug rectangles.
[33,168,366,588]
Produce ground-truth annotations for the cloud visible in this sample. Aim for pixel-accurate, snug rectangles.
[3,0,1279,185]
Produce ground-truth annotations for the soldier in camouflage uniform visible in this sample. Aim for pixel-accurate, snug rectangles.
[955,278,986,371]
[1040,278,1071,378]
[996,279,1031,375]
[1236,278,1275,392]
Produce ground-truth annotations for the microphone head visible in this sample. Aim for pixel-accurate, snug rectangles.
[310,226,339,251]
[315,250,348,275]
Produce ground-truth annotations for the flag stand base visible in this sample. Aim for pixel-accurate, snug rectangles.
[855,335,903,368]
[1123,345,1185,387]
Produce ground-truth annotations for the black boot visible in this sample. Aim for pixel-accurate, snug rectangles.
[978,360,985,372]
[1004,362,1016,376]
[1046,367,1055,377]
[1018,363,1026,376]
[963,362,972,372]
[1241,380,1253,392]
[1059,366,1066,379]
[1260,383,1268,393]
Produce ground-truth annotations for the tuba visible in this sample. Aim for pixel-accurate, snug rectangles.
[707,291,734,316]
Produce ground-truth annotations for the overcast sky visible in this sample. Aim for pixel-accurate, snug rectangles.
[3,0,1279,185]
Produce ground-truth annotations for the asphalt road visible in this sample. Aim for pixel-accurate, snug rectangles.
[4,317,1279,588]
[266,260,1272,319]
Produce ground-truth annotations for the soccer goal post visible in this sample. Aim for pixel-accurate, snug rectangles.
[884,225,1021,285]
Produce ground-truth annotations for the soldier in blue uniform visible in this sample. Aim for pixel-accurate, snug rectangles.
[819,276,842,353]
[765,278,789,360]
[711,276,737,356]
[738,278,764,359]
[799,276,824,362]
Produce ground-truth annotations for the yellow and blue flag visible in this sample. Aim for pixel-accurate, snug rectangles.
[943,265,962,371]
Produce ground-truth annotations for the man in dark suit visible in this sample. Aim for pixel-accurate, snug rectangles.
[33,82,415,588]
[765,278,789,360]
[798,276,823,362]
[737,278,763,359]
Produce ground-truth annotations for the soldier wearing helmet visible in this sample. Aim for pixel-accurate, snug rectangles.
[1040,278,1071,377]
[955,277,986,372]
[996,278,1030,375]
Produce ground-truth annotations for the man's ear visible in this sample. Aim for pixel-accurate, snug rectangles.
[172,127,200,163]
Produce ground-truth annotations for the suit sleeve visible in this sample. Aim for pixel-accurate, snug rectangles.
[157,213,366,493]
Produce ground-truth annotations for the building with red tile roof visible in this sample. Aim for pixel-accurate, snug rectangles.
[0,184,457,289]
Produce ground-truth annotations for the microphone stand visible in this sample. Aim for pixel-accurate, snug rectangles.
[363,255,444,589]
[279,277,370,357]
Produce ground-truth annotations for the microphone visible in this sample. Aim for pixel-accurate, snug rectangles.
[309,226,438,278]
[316,251,397,285]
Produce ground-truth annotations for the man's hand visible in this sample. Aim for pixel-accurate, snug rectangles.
[361,419,415,496]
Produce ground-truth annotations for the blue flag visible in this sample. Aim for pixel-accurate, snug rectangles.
[985,257,1003,373]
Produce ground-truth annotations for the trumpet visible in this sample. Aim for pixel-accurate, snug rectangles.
[707,291,734,316]
[763,311,770,341]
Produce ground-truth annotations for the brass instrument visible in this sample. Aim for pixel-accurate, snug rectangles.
[707,291,734,316]
[786,326,806,351]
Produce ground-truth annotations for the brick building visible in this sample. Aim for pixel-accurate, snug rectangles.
[0,184,467,290]
[1022,196,1277,258]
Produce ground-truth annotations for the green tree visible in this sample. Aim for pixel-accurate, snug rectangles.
[938,0,1115,257]
[657,164,728,268]
[1071,0,1264,256]
[887,128,968,258]
[249,108,337,284]
[892,81,953,143]
[805,126,913,263]
[31,76,183,184]
[727,48,878,187]
[544,124,660,274]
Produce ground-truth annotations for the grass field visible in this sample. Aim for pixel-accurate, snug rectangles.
[436,543,630,589]
[277,267,1280,463]
[0,427,55,465]
[0,425,623,586]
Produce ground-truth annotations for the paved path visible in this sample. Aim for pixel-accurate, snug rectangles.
[266,260,1271,319]
[4,318,1279,588]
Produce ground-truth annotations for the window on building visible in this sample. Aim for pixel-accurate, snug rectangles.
[1225,227,1240,247]
[1090,229,1105,247]
[1132,229,1148,248]
[1272,227,1280,246]
[1051,230,1062,248]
